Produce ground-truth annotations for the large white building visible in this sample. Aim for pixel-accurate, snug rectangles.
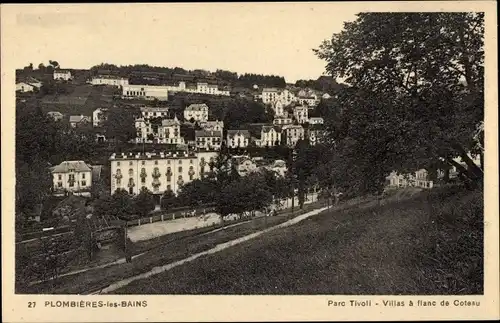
[122,84,169,101]
[51,161,93,196]
[91,75,129,87]
[273,116,293,126]
[227,130,251,148]
[158,81,230,96]
[184,104,209,122]
[53,70,72,81]
[139,106,170,118]
[109,150,219,196]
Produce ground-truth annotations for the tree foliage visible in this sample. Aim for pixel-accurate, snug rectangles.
[134,187,156,217]
[314,12,484,192]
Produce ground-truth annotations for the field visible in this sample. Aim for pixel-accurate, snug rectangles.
[113,185,483,295]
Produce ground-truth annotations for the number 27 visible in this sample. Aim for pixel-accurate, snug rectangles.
[28,302,36,308]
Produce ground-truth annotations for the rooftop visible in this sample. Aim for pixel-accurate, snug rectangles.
[227,129,250,138]
[195,130,222,137]
[185,103,209,111]
[69,115,90,123]
[110,151,198,160]
[51,161,92,173]
[140,106,170,113]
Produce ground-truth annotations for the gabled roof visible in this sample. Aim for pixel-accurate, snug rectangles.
[227,129,250,138]
[51,161,92,173]
[47,111,63,116]
[195,130,222,137]
[262,125,281,133]
[162,117,180,126]
[185,103,209,111]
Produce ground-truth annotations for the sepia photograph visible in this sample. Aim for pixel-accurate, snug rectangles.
[1,1,498,322]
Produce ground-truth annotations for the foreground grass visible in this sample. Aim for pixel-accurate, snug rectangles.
[114,186,483,295]
[21,202,326,294]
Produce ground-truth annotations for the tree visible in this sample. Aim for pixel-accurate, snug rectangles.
[314,12,484,190]
[134,187,156,217]
[49,60,60,69]
[160,189,180,211]
[110,189,136,220]
[102,107,138,144]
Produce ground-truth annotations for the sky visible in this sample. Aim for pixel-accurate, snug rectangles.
[4,3,359,83]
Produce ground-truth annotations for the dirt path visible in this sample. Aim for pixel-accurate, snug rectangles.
[94,206,329,294]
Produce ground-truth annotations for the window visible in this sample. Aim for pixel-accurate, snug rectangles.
[190,159,193,164]
[167,160,171,164]
[178,159,182,165]
[129,161,133,166]
[141,177,146,184]
[178,167,182,173]
[155,160,158,165]
[82,173,86,179]
[167,184,171,191]
[58,174,62,180]
[142,161,145,165]
[117,162,121,166]
[82,181,87,186]
[57,182,62,188]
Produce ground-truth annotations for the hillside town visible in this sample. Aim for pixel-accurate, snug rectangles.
[13,9,486,299]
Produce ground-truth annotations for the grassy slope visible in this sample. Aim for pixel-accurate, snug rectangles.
[114,186,483,295]
[20,203,322,294]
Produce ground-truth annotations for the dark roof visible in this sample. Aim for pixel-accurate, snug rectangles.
[227,129,250,138]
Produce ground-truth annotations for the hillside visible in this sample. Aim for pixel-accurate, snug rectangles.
[113,185,483,295]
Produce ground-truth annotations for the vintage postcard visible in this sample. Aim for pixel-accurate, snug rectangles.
[1,1,498,322]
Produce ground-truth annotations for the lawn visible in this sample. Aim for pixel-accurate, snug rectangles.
[113,185,483,295]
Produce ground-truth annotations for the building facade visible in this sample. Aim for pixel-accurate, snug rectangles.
[387,170,434,189]
[199,120,224,132]
[282,125,305,147]
[195,130,222,150]
[109,150,218,196]
[135,114,184,144]
[51,161,93,196]
[293,105,309,124]
[260,125,282,147]
[227,130,250,148]
[54,70,72,81]
[91,75,129,87]
[184,104,209,122]
[122,84,169,101]
[308,117,324,125]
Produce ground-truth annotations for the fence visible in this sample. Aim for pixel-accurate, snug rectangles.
[126,204,217,228]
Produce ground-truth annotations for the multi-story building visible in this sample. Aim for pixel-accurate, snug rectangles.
[282,124,305,147]
[135,114,183,144]
[195,130,222,150]
[184,104,209,122]
[53,70,72,81]
[51,161,93,196]
[262,88,296,106]
[293,105,309,124]
[387,169,434,189]
[227,130,251,148]
[109,150,219,197]
[122,84,169,101]
[91,75,129,87]
[69,115,91,128]
[199,120,224,132]
[308,117,324,125]
[92,108,108,127]
[297,96,318,107]
[16,82,37,92]
[260,125,282,147]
